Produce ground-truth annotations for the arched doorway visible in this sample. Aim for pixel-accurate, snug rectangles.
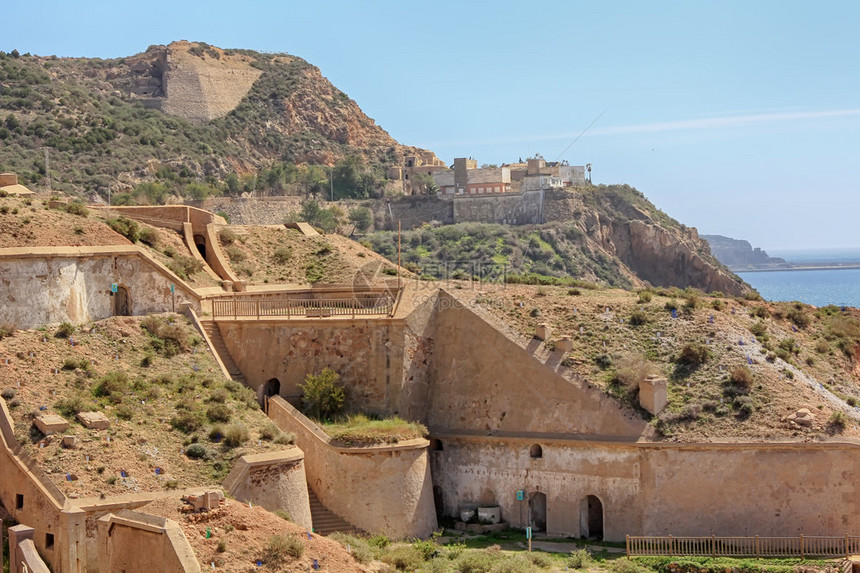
[194,235,207,260]
[113,285,130,316]
[264,378,281,399]
[580,495,603,540]
[529,491,547,532]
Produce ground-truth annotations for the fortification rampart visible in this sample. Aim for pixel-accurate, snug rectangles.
[268,396,436,538]
[0,246,201,329]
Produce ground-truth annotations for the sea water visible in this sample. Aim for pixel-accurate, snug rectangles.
[737,248,860,307]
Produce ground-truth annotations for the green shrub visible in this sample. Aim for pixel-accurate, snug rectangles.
[629,310,648,325]
[115,404,134,420]
[608,559,656,573]
[93,371,129,397]
[568,548,593,569]
[141,316,192,357]
[455,550,501,573]
[171,411,203,434]
[62,201,88,217]
[299,368,345,421]
[786,303,811,328]
[185,443,212,459]
[750,305,770,319]
[166,255,204,279]
[711,299,725,311]
[107,216,140,242]
[55,394,96,417]
[55,322,75,338]
[637,290,652,303]
[594,353,613,369]
[274,509,291,521]
[219,228,237,244]
[830,410,847,431]
[0,322,15,340]
[62,357,90,371]
[382,544,426,571]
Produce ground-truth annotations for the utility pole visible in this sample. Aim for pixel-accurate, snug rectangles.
[397,220,402,289]
[330,167,334,202]
[44,149,51,192]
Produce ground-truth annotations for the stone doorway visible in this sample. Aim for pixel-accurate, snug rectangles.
[113,285,130,316]
[264,378,281,399]
[580,495,603,540]
[529,491,547,532]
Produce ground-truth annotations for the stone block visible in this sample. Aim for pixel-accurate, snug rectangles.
[556,336,573,353]
[77,411,110,430]
[184,490,225,512]
[221,280,233,292]
[535,323,551,341]
[34,414,69,435]
[639,375,668,415]
[61,435,77,448]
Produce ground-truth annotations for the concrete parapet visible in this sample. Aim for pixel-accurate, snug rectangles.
[98,509,200,573]
[556,336,573,353]
[8,525,50,573]
[268,396,437,538]
[223,448,313,529]
[535,323,551,341]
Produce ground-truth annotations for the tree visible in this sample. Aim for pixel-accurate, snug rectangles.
[298,368,345,421]
[348,206,373,233]
[300,165,328,198]
[412,172,439,195]
[224,173,241,196]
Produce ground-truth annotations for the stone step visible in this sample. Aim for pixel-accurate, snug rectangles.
[201,321,246,383]
[307,488,359,535]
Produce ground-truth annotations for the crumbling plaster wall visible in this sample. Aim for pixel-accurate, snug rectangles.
[0,250,199,329]
[431,437,860,541]
[451,190,544,225]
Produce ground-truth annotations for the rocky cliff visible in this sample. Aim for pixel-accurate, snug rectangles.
[701,234,786,269]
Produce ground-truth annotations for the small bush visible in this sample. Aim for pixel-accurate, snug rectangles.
[729,365,754,388]
[382,545,426,571]
[107,216,140,242]
[138,226,158,247]
[171,411,203,434]
[815,340,830,354]
[848,397,858,408]
[166,255,203,280]
[185,443,212,459]
[55,322,75,338]
[265,534,304,564]
[208,387,228,403]
[206,403,231,423]
[141,316,192,357]
[225,245,245,262]
[62,357,90,371]
[62,201,89,217]
[93,371,129,397]
[613,354,660,391]
[677,342,709,366]
[0,322,16,340]
[637,290,652,303]
[272,246,293,264]
[629,310,648,326]
[594,353,613,369]
[219,228,237,245]
[787,303,811,328]
[608,559,657,573]
[712,299,725,311]
[115,404,134,420]
[274,509,291,521]
[1,388,16,400]
[223,423,249,447]
[568,548,593,569]
[830,411,848,431]
[664,299,678,312]
[299,368,345,421]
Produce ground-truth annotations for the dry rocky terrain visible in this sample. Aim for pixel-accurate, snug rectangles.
[0,315,290,498]
[455,282,860,441]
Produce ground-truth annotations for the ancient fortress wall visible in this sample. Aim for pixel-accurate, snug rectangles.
[268,396,437,538]
[0,247,200,329]
[431,437,860,541]
[451,190,544,225]
[217,319,407,415]
[222,449,313,530]
[427,291,647,437]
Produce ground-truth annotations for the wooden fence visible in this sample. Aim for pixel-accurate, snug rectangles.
[626,535,860,559]
[211,296,395,319]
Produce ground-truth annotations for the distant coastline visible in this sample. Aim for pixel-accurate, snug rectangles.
[732,262,860,273]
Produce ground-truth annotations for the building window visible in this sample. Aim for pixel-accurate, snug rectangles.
[430,439,443,451]
[530,444,543,459]
[45,533,54,550]
[15,493,23,509]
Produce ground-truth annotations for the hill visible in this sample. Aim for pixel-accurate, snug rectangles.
[0,41,427,201]
[702,234,787,270]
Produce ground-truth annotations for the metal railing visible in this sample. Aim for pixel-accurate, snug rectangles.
[212,296,395,319]
[626,535,860,559]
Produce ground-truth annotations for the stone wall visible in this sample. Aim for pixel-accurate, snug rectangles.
[430,436,860,541]
[268,397,437,538]
[216,318,406,415]
[222,449,312,529]
[427,291,647,437]
[97,510,199,572]
[451,190,544,225]
[0,247,200,329]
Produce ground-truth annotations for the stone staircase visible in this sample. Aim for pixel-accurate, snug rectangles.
[307,487,360,535]
[200,321,246,383]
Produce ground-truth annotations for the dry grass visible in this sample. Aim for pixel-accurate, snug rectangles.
[322,414,428,446]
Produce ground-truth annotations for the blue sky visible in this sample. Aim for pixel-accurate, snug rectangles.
[5,1,860,249]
